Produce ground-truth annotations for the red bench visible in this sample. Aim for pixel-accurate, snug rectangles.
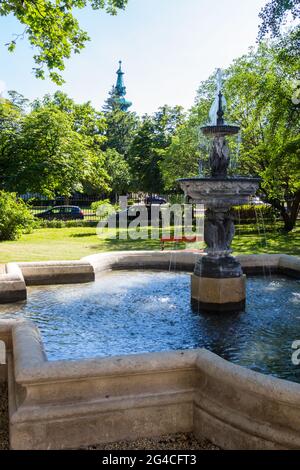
[160,235,203,251]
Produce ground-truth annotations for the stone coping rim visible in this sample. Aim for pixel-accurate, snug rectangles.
[6,319,300,403]
[1,252,300,450]
[1,252,299,389]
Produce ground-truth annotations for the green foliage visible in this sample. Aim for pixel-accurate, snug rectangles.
[0,190,35,240]
[37,219,97,228]
[159,77,215,190]
[224,37,300,232]
[90,198,110,211]
[103,149,131,195]
[160,33,300,231]
[128,105,185,193]
[0,107,88,197]
[258,0,300,39]
[232,204,277,223]
[33,92,110,194]
[0,1,128,84]
[102,87,139,163]
[0,92,110,198]
[90,198,119,218]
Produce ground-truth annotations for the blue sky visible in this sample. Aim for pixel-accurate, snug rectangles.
[0,0,267,114]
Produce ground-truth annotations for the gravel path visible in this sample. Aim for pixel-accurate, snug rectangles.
[0,383,218,450]
[86,434,219,450]
[0,383,9,450]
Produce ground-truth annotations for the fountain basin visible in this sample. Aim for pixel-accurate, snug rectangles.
[0,252,299,450]
[201,124,240,136]
[178,177,260,207]
[1,271,299,382]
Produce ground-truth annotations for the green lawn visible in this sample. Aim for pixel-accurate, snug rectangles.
[0,224,299,263]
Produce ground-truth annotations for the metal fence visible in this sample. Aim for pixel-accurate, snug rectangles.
[30,205,100,222]
[28,194,179,222]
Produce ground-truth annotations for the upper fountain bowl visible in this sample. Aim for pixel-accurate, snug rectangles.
[178,176,260,208]
[201,124,240,137]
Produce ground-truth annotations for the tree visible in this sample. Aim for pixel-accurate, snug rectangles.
[258,0,300,39]
[0,190,34,240]
[32,91,106,143]
[0,1,128,84]
[103,108,139,157]
[159,78,215,190]
[159,115,202,191]
[31,91,110,194]
[128,105,184,193]
[0,93,25,185]
[104,148,131,197]
[224,40,300,232]
[0,105,109,197]
[102,88,139,157]
[161,36,300,231]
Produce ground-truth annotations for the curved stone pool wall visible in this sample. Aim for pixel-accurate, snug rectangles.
[0,252,299,449]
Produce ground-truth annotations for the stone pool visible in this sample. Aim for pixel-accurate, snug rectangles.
[0,270,299,383]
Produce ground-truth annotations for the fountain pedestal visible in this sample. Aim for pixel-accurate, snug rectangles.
[192,205,246,312]
[191,273,246,312]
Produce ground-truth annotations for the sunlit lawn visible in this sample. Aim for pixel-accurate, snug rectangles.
[0,224,299,263]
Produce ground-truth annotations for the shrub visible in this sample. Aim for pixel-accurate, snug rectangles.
[91,199,119,219]
[0,191,35,240]
[232,204,277,224]
[36,219,97,228]
[90,199,110,211]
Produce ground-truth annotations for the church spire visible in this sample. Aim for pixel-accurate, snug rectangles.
[116,61,125,96]
[114,60,132,111]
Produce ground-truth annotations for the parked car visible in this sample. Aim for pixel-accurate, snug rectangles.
[250,196,271,206]
[35,206,84,220]
[113,206,152,224]
[144,196,167,205]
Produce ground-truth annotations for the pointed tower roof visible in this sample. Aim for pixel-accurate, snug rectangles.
[115,61,126,96]
[114,60,132,111]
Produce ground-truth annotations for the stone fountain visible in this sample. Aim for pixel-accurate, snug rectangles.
[178,71,260,313]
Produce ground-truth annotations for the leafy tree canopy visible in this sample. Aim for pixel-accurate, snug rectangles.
[0,0,128,84]
[102,87,139,156]
[224,39,300,232]
[104,148,131,196]
[160,33,300,231]
[128,105,184,193]
[32,90,107,146]
[0,95,110,197]
[258,0,300,39]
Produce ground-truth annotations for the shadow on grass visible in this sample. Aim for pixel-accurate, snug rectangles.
[70,233,96,238]
[232,228,300,256]
[85,224,300,256]
[89,237,187,252]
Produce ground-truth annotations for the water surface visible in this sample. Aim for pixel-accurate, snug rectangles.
[0,271,299,383]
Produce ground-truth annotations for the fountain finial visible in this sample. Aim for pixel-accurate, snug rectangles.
[217,91,225,126]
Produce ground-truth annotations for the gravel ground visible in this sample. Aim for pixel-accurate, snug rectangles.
[0,383,218,450]
[0,383,9,450]
[86,434,219,450]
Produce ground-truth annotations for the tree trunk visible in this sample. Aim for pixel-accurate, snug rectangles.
[280,192,300,233]
[267,191,300,233]
[282,211,297,232]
